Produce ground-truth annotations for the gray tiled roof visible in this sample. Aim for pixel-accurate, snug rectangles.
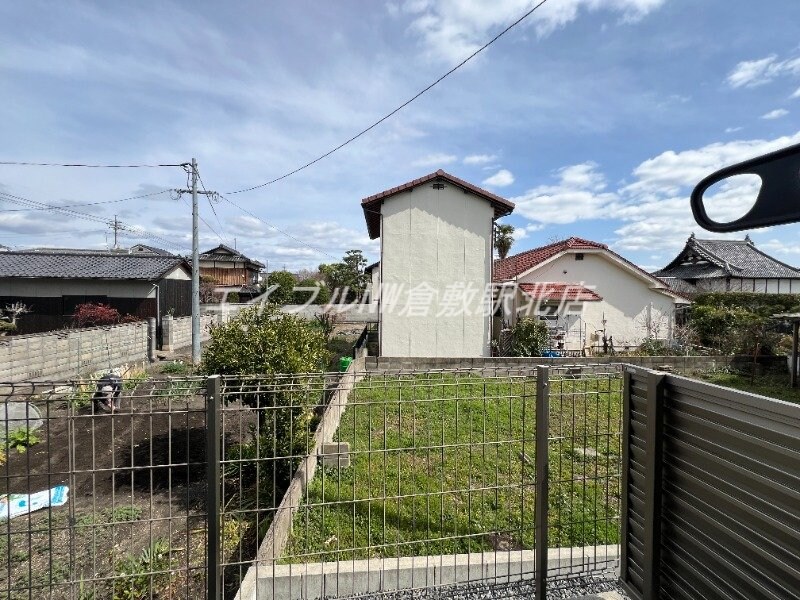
[199,244,265,268]
[655,237,800,279]
[0,251,188,280]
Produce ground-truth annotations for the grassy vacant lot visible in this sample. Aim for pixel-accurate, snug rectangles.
[283,371,622,562]
[693,369,800,404]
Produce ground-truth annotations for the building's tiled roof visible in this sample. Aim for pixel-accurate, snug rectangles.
[0,250,189,280]
[361,169,515,239]
[518,282,603,302]
[493,237,606,281]
[129,244,175,256]
[654,235,800,279]
[199,244,265,268]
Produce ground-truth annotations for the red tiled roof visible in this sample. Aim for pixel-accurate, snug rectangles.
[493,237,606,281]
[361,169,515,239]
[518,282,602,302]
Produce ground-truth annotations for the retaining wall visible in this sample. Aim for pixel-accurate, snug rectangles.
[364,355,733,374]
[161,314,215,351]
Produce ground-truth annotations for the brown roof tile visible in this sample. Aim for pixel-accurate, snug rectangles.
[361,169,515,239]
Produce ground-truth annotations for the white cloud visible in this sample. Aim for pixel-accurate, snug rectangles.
[792,87,800,99]
[511,162,618,224]
[399,0,667,63]
[726,54,800,89]
[463,153,497,165]
[410,152,458,167]
[725,126,743,133]
[482,168,515,187]
[761,108,789,120]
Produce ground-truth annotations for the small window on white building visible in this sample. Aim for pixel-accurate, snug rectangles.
[575,253,584,260]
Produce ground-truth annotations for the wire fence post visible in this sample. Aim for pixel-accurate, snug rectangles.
[206,375,222,600]
[535,365,550,598]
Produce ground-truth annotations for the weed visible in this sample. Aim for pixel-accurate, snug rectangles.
[111,506,142,523]
[123,368,148,390]
[160,361,190,375]
[6,427,41,453]
[113,539,171,600]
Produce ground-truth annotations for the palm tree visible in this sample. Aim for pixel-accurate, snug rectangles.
[495,224,515,259]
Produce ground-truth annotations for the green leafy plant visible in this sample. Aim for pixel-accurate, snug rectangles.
[160,360,190,375]
[6,427,41,453]
[293,278,330,305]
[111,506,143,522]
[263,270,296,305]
[510,317,549,357]
[113,539,171,600]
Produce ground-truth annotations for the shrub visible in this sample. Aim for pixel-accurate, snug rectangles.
[226,291,240,303]
[200,304,330,495]
[510,318,549,357]
[73,303,121,327]
[264,271,296,305]
[293,279,330,305]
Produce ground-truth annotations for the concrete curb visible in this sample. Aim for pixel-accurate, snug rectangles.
[241,546,618,600]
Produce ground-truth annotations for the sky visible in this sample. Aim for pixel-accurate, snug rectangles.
[2,0,800,273]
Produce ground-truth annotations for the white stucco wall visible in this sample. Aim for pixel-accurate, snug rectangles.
[379,184,493,357]
[513,252,680,351]
[0,278,158,298]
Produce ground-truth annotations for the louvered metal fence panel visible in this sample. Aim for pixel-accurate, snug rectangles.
[621,367,800,600]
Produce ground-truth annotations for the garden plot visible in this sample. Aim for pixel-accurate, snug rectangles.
[0,377,250,600]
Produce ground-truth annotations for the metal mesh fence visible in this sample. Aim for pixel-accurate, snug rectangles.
[1,365,623,599]
[1,377,208,600]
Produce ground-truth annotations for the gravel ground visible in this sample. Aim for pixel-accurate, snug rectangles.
[337,574,628,600]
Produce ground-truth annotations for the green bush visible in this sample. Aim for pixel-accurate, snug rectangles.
[293,279,330,305]
[510,318,549,357]
[226,291,240,303]
[200,304,330,500]
[264,271,296,305]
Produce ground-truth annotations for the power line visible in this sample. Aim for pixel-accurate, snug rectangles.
[0,161,187,168]
[197,169,229,243]
[219,194,337,259]
[0,189,171,212]
[0,191,187,252]
[226,0,550,195]
[179,195,224,243]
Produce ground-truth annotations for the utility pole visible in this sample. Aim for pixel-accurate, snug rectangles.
[175,158,216,365]
[109,215,122,249]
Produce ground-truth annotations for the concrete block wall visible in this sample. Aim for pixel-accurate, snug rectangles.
[364,355,732,374]
[0,321,149,383]
[161,314,216,351]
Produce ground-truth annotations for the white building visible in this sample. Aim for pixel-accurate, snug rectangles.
[494,238,688,353]
[362,170,514,357]
[654,234,800,295]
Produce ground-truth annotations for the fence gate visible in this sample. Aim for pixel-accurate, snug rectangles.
[621,366,800,600]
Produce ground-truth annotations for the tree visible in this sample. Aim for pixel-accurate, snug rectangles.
[264,270,296,305]
[0,303,31,334]
[319,249,369,303]
[293,279,331,305]
[495,224,515,259]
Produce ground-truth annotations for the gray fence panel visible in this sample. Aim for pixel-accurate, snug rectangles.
[622,367,800,600]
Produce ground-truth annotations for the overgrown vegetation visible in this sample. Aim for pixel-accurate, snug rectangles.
[319,249,369,303]
[112,539,171,600]
[694,368,800,404]
[688,292,800,355]
[159,360,190,375]
[510,317,549,357]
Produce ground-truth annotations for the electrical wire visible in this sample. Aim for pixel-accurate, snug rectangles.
[226,0,550,195]
[197,169,229,243]
[179,195,225,243]
[0,161,187,168]
[0,189,171,212]
[0,191,187,252]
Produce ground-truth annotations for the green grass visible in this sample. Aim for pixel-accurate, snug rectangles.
[693,369,800,404]
[283,373,622,562]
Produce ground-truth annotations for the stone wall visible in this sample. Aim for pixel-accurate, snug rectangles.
[0,321,150,383]
[161,314,215,351]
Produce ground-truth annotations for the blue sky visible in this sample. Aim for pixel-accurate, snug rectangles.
[2,0,800,272]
